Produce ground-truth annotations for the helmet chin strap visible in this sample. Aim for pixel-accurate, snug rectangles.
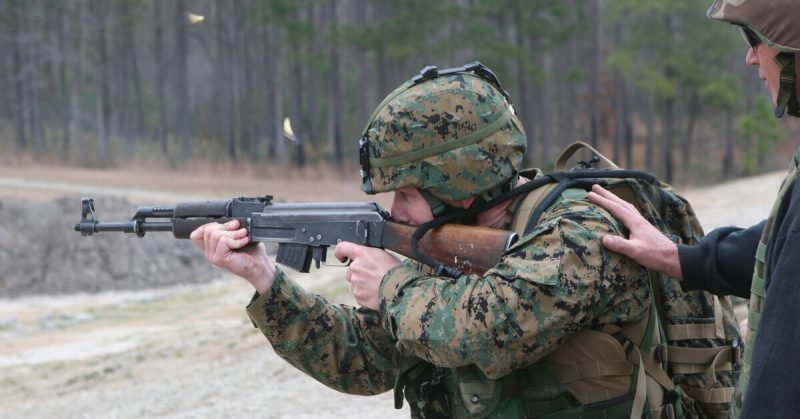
[774,52,799,118]
[419,172,520,222]
[419,189,458,218]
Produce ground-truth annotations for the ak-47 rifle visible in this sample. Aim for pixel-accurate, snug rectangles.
[74,196,518,276]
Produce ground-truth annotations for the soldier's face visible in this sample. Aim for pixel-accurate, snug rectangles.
[390,188,434,226]
[745,45,800,101]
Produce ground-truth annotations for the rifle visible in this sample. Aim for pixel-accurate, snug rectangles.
[74,195,518,276]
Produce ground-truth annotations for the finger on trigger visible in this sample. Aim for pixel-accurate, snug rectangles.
[334,241,356,263]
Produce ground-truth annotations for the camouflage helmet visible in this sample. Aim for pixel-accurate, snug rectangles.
[707,0,800,117]
[358,62,526,202]
[707,0,800,52]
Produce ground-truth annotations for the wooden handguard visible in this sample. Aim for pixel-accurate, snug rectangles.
[381,221,518,276]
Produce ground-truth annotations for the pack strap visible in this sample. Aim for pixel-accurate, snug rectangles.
[550,360,635,385]
[679,385,735,405]
[554,141,620,171]
[629,346,676,392]
[665,323,720,341]
[663,346,735,378]
[629,347,649,419]
[713,297,726,340]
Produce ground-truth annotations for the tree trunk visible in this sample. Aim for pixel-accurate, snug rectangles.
[588,0,600,148]
[154,0,169,155]
[354,0,371,125]
[58,0,72,155]
[291,49,306,168]
[513,4,538,163]
[261,18,282,161]
[175,0,192,160]
[645,92,656,170]
[305,3,320,150]
[328,0,343,164]
[73,0,86,163]
[540,52,555,164]
[128,22,145,141]
[93,0,111,165]
[117,5,134,156]
[722,110,735,177]
[662,96,674,183]
[682,94,698,171]
[25,0,46,154]
[11,0,28,151]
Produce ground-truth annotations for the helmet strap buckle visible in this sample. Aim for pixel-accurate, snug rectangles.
[773,52,798,118]
[359,136,374,193]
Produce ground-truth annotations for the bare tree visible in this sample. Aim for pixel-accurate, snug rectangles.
[587,0,600,147]
[10,0,28,152]
[57,0,72,155]
[154,0,169,155]
[328,0,344,163]
[175,0,192,160]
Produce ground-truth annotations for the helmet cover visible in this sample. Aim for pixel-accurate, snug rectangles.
[359,71,526,201]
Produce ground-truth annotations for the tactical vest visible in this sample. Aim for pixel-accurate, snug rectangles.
[394,142,741,419]
[733,145,800,417]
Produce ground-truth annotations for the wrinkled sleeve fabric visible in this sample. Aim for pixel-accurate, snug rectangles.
[378,199,650,380]
[677,221,765,298]
[246,268,397,395]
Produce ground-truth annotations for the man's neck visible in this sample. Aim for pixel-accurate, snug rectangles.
[475,178,528,229]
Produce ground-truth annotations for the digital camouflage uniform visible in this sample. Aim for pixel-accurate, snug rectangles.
[246,184,651,415]
[245,68,652,417]
[246,67,740,418]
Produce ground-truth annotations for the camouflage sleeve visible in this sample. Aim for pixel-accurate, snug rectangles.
[246,268,398,395]
[378,198,650,380]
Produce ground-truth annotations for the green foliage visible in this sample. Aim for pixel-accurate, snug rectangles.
[605,0,743,109]
[738,96,786,174]
[0,0,788,181]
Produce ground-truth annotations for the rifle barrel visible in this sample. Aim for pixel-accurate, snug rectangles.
[74,220,174,235]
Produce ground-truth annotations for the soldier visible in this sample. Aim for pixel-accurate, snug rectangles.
[191,63,729,418]
[588,0,800,417]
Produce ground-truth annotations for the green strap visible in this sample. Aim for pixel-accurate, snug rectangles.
[773,52,797,118]
[369,108,512,168]
[680,385,735,405]
[794,145,800,166]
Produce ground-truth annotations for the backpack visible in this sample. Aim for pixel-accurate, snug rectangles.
[512,142,741,418]
[401,142,741,418]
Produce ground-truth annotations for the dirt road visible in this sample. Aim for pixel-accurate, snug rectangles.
[0,166,786,418]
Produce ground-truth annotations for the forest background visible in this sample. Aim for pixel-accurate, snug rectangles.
[2,0,799,185]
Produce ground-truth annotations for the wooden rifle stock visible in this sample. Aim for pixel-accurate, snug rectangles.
[380,221,518,276]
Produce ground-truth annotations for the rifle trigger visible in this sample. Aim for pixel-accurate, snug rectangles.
[312,246,327,269]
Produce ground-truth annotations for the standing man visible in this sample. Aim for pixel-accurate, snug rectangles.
[589,0,800,416]
[191,63,664,418]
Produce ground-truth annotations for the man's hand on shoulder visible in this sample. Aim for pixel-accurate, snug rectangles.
[588,184,682,279]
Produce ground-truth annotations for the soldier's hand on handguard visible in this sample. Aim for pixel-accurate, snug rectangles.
[588,184,683,279]
[334,242,401,310]
[189,219,277,294]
